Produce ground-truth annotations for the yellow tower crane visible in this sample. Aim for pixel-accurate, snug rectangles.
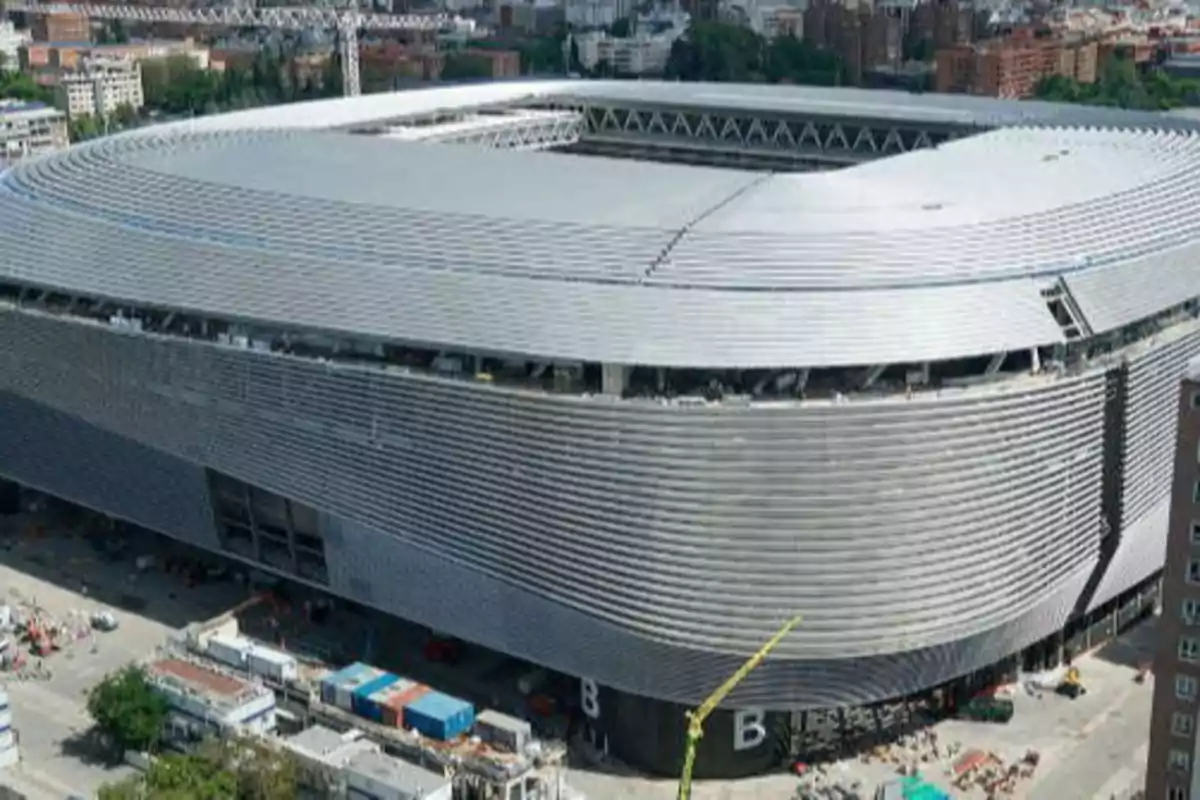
[676,614,803,800]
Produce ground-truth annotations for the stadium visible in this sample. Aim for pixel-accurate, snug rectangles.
[0,80,1198,776]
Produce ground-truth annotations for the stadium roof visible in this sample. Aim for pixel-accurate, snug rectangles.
[2,80,1200,369]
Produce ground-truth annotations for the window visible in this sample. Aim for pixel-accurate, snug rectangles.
[1168,786,1187,800]
[1172,711,1195,737]
[1193,520,1200,546]
[1194,479,1200,503]
[1186,600,1200,625]
[1181,637,1200,663]
[1190,560,1200,585]
[1170,749,1192,772]
[1179,675,1199,701]
[1192,391,1200,410]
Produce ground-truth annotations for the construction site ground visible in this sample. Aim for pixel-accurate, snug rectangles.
[0,507,245,800]
[0,500,1159,800]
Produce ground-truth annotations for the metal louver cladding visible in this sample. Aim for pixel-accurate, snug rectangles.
[0,389,222,552]
[1120,323,1200,531]
[0,308,1109,706]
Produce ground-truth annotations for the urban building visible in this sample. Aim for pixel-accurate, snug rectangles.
[344,751,452,800]
[0,22,30,72]
[0,81,1196,778]
[573,30,679,75]
[935,37,1098,98]
[0,100,68,167]
[23,38,210,71]
[1147,359,1200,800]
[147,658,277,747]
[55,56,145,119]
[30,12,89,45]
[0,687,17,769]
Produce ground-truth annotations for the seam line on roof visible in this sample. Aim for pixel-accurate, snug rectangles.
[644,172,775,282]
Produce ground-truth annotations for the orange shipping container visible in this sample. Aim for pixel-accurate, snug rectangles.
[381,684,431,728]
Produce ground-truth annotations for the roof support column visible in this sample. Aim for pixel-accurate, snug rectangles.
[602,364,628,397]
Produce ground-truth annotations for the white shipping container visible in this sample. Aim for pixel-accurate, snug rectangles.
[247,646,298,683]
[207,636,251,668]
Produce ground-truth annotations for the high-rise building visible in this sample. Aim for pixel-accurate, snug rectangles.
[0,21,31,71]
[31,12,90,45]
[55,56,145,119]
[1147,359,1200,800]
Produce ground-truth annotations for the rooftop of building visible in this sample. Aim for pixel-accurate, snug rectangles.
[3,80,1200,369]
[345,750,449,795]
[148,657,266,702]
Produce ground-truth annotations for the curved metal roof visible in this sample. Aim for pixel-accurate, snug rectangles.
[3,80,1200,368]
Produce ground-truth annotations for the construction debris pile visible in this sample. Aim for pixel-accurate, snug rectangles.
[0,588,116,681]
[949,747,1040,795]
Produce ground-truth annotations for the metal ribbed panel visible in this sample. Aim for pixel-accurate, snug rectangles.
[1088,494,1170,611]
[1065,243,1200,335]
[0,309,1108,701]
[0,193,1065,369]
[1120,324,1200,529]
[0,390,221,550]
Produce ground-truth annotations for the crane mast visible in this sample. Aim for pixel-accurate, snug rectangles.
[3,1,473,96]
[677,614,802,800]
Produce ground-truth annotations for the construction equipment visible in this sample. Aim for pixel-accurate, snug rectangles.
[3,2,473,97]
[677,614,802,800]
[1056,665,1086,699]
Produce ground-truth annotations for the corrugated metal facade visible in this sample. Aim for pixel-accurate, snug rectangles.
[0,389,220,551]
[0,307,1111,706]
[1120,324,1200,530]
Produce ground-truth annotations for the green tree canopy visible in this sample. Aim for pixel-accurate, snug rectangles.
[1035,54,1200,110]
[86,665,168,755]
[666,22,842,85]
[441,53,494,82]
[0,69,54,105]
[99,737,302,800]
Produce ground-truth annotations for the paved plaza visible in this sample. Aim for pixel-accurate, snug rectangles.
[0,509,244,799]
[568,624,1157,800]
[0,504,1160,800]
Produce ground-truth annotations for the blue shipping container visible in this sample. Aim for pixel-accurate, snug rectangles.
[319,663,373,706]
[404,691,476,741]
[351,673,401,721]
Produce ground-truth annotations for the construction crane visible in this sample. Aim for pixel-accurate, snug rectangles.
[677,614,803,800]
[2,1,473,96]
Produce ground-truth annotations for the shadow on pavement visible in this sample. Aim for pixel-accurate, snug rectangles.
[0,508,246,632]
[58,726,121,770]
[1093,615,1159,670]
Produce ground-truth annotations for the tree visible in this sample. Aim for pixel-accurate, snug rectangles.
[200,736,301,800]
[1034,53,1200,111]
[99,737,303,800]
[666,22,843,86]
[441,53,493,82]
[86,665,168,755]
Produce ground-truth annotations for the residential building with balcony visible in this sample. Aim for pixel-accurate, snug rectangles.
[55,56,145,119]
[0,100,68,167]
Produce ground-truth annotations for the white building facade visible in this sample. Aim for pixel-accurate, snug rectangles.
[56,56,145,119]
[148,659,277,748]
[0,22,30,72]
[0,101,69,167]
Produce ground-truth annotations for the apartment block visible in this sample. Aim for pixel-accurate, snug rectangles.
[935,38,1098,98]
[24,38,210,71]
[1147,359,1200,800]
[0,22,31,72]
[0,100,68,167]
[55,57,145,119]
[31,12,90,45]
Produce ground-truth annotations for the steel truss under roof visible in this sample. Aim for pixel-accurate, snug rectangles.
[2,80,1200,369]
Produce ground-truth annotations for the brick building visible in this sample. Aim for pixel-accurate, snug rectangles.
[30,12,89,45]
[935,37,1098,98]
[803,0,903,84]
[1147,360,1200,800]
